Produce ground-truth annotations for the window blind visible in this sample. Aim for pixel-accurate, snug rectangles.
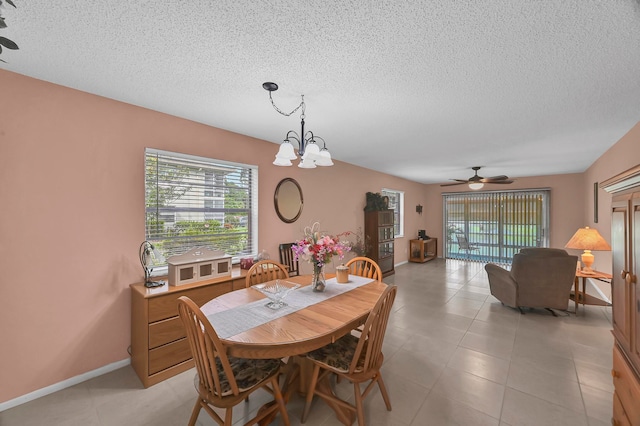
[145,148,258,265]
[443,189,549,264]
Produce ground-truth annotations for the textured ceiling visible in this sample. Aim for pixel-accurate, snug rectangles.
[2,0,640,184]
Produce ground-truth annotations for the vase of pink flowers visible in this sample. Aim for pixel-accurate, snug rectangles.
[292,222,351,292]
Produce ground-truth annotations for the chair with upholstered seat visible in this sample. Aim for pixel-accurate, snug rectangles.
[176,296,290,426]
[301,284,397,426]
[278,243,299,277]
[345,257,382,281]
[245,260,289,288]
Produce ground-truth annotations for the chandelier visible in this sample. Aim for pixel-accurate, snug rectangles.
[262,82,333,168]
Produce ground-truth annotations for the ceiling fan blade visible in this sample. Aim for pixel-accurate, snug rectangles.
[440,181,467,187]
[480,175,509,182]
[486,180,514,184]
[451,179,469,183]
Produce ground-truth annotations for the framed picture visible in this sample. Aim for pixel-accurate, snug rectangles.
[593,182,599,223]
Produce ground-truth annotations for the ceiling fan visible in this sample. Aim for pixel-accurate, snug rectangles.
[441,166,514,189]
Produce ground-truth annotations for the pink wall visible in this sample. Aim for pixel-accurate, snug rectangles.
[421,173,587,258]
[0,70,429,403]
[2,68,637,405]
[582,121,640,274]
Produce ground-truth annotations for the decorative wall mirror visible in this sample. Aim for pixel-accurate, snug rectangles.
[274,178,303,223]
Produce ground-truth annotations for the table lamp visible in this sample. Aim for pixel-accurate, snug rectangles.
[564,227,611,274]
[139,240,167,287]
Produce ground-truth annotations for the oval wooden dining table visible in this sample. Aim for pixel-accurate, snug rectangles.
[199,273,388,425]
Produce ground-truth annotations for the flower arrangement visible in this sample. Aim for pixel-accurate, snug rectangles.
[292,222,351,268]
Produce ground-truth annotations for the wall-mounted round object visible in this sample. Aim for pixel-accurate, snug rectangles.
[274,178,303,223]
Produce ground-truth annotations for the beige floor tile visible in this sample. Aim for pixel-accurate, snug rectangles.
[412,392,500,426]
[446,346,510,384]
[431,367,506,418]
[459,329,515,360]
[360,373,430,426]
[501,387,588,426]
[509,352,578,382]
[506,359,584,412]
[384,348,446,389]
[1,259,615,426]
[574,360,615,393]
[581,383,614,423]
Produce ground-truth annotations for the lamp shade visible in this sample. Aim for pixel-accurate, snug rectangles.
[275,141,297,160]
[273,156,293,166]
[468,182,484,190]
[564,227,611,251]
[301,141,320,159]
[298,158,317,169]
[565,226,611,274]
[315,148,334,166]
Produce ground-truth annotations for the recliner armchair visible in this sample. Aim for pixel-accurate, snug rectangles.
[485,248,578,314]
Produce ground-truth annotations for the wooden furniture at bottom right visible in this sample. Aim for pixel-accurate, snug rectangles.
[602,164,640,426]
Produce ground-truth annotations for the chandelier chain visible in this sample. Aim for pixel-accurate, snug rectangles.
[269,92,306,120]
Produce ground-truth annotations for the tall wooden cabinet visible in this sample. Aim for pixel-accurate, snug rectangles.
[365,209,395,277]
[602,165,640,425]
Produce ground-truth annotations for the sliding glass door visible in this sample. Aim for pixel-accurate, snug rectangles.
[443,189,550,264]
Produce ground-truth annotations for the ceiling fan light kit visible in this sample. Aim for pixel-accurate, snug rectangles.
[263,82,333,169]
[441,166,514,190]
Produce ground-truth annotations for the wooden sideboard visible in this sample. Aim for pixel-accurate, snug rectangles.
[130,268,247,387]
[601,164,640,425]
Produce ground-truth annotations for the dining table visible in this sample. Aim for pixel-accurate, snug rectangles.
[200,273,389,425]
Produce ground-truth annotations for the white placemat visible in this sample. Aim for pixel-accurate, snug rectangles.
[205,275,374,338]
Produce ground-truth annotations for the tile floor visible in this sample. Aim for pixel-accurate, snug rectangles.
[0,259,614,426]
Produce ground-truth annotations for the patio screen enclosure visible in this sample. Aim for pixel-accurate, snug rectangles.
[443,189,550,264]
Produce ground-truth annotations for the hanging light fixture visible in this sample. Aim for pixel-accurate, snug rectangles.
[263,82,333,168]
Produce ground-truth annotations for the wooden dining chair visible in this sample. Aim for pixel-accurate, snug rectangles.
[345,257,383,281]
[177,296,290,426]
[245,260,290,288]
[301,285,397,426]
[278,243,299,276]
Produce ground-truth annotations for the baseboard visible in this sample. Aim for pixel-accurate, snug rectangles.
[0,358,131,412]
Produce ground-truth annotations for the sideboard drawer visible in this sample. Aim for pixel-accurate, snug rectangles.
[149,317,185,349]
[131,269,246,387]
[148,282,233,322]
[613,345,640,425]
[148,338,192,375]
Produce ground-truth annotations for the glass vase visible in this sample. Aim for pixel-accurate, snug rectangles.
[311,263,326,292]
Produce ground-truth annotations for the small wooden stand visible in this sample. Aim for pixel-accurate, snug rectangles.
[409,238,437,263]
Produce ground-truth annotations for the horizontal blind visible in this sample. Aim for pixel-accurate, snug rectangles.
[443,189,549,264]
[145,149,258,265]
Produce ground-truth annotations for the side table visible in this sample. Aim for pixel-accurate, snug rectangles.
[572,270,612,314]
[409,238,437,263]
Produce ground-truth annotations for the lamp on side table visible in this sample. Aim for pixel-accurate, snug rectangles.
[565,227,611,274]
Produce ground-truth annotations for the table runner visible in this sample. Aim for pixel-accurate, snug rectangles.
[205,275,374,339]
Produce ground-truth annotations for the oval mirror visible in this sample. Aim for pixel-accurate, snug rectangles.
[274,178,303,223]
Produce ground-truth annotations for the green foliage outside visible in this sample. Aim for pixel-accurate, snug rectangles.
[145,156,251,258]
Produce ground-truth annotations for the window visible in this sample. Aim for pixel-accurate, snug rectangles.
[443,189,550,264]
[145,149,258,267]
[381,188,404,237]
